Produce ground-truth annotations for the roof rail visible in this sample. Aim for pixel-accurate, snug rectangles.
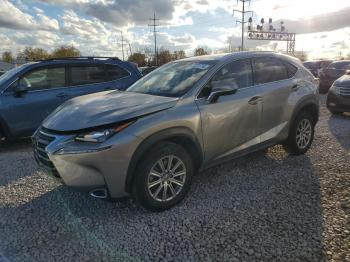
[35,56,121,62]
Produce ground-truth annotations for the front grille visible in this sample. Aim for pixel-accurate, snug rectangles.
[339,86,350,96]
[33,129,59,175]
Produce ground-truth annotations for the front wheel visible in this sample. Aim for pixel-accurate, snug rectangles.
[283,112,315,155]
[132,142,194,212]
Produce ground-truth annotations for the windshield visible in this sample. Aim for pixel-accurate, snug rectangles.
[0,64,30,86]
[127,61,216,97]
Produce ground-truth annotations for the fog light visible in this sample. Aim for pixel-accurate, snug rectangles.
[329,102,336,107]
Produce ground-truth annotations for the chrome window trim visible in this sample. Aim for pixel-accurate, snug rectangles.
[1,64,132,94]
[194,55,299,100]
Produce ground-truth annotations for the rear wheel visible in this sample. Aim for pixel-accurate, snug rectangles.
[132,142,194,212]
[283,112,315,155]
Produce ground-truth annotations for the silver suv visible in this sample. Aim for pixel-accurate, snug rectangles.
[33,52,319,211]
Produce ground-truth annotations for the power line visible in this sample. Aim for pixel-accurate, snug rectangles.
[233,0,253,51]
[149,12,160,66]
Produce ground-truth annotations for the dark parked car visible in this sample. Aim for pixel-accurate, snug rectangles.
[303,60,332,77]
[0,57,142,140]
[319,60,350,93]
[327,72,350,114]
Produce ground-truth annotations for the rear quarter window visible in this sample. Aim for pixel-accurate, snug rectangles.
[253,57,289,84]
[284,62,298,78]
[105,64,129,80]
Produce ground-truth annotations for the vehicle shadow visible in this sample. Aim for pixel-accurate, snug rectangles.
[328,113,350,150]
[0,138,32,153]
[0,139,34,187]
[0,146,326,261]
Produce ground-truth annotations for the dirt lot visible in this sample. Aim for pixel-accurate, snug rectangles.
[0,96,349,262]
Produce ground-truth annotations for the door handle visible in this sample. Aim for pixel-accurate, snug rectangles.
[248,96,262,105]
[56,92,68,98]
[291,84,299,91]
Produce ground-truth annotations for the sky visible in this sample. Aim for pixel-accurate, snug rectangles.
[0,0,350,60]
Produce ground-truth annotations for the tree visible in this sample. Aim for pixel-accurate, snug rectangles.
[173,50,186,60]
[51,45,80,58]
[128,52,147,67]
[17,47,49,61]
[157,48,173,65]
[194,47,209,56]
[2,51,14,63]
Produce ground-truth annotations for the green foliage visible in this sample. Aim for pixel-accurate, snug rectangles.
[50,45,81,58]
[194,47,209,56]
[1,51,14,63]
[128,52,147,66]
[16,47,49,61]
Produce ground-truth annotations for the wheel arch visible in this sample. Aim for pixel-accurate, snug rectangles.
[290,97,319,128]
[125,127,204,193]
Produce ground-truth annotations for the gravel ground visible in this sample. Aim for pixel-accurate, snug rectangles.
[0,96,349,262]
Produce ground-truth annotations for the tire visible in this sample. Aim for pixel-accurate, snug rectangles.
[283,112,315,155]
[132,142,194,212]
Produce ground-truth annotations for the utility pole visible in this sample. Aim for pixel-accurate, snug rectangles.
[128,42,132,57]
[149,12,160,66]
[120,31,126,61]
[233,0,253,51]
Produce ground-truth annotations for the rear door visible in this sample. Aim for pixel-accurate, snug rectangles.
[1,65,68,137]
[252,56,296,140]
[64,63,132,99]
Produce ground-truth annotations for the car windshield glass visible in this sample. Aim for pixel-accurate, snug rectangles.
[0,64,31,86]
[126,61,216,97]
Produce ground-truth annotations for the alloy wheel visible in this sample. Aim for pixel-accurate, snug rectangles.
[296,118,312,149]
[147,155,187,202]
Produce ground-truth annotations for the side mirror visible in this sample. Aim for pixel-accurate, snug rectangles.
[13,82,28,96]
[346,70,350,75]
[207,80,238,103]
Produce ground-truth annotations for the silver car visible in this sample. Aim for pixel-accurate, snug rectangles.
[33,52,319,211]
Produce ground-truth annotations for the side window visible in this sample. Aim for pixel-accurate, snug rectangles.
[253,57,289,85]
[106,65,129,80]
[212,59,253,88]
[70,65,107,86]
[284,62,298,78]
[198,59,253,98]
[19,67,66,91]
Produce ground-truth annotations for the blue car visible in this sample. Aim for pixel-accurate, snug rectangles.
[0,57,141,140]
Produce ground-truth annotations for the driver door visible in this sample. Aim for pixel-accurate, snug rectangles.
[195,59,263,162]
[1,65,68,137]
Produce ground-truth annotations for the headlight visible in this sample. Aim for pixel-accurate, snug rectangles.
[75,121,134,143]
[329,84,341,95]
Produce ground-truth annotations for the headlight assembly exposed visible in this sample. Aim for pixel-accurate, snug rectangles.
[75,121,134,143]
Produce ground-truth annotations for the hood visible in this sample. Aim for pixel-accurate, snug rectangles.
[43,91,178,132]
[334,75,350,87]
